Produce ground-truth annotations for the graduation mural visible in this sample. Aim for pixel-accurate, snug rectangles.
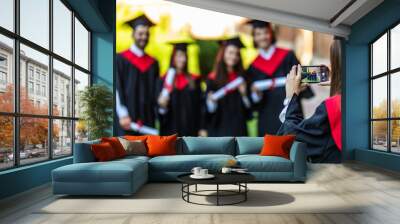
[116,0,342,162]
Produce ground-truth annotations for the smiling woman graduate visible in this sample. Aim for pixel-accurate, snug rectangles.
[204,37,252,137]
[157,41,205,136]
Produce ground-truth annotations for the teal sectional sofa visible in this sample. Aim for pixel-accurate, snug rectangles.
[52,137,307,196]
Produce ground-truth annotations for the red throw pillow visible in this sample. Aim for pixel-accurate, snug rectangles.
[101,137,126,158]
[146,134,177,157]
[259,134,296,159]
[91,142,118,162]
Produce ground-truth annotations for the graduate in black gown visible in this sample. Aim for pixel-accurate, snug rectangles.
[246,20,314,136]
[115,15,160,135]
[157,42,205,136]
[277,39,342,163]
[205,37,252,137]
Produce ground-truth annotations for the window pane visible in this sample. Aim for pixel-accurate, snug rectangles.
[74,18,89,70]
[53,59,72,117]
[372,76,387,119]
[74,69,89,118]
[20,0,49,49]
[0,35,14,112]
[53,0,72,60]
[20,117,49,165]
[391,72,400,118]
[372,121,388,151]
[20,44,49,115]
[391,24,400,70]
[0,0,14,31]
[0,116,14,170]
[75,120,88,143]
[391,120,400,153]
[372,33,387,76]
[53,119,72,157]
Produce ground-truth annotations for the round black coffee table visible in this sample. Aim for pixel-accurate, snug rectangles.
[177,173,255,206]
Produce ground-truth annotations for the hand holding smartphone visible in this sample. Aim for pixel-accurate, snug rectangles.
[301,66,329,83]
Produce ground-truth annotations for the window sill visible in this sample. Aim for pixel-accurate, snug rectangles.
[0,156,72,176]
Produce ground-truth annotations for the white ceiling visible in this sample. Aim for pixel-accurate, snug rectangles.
[167,0,384,37]
[225,0,353,22]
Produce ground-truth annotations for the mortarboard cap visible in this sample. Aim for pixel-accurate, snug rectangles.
[246,19,272,29]
[220,36,244,48]
[125,14,155,29]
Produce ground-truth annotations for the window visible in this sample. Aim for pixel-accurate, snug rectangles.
[53,119,72,158]
[35,84,40,96]
[0,55,7,67]
[20,0,49,49]
[0,71,7,84]
[53,59,72,117]
[0,0,14,31]
[74,69,89,142]
[0,34,14,113]
[370,23,400,153]
[74,17,90,70]
[0,1,91,170]
[53,0,72,60]
[42,85,46,97]
[28,67,34,80]
[0,116,13,170]
[28,81,34,94]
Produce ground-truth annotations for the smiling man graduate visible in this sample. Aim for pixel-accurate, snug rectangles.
[116,14,160,135]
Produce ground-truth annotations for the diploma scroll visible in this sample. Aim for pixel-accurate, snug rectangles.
[211,77,244,101]
[252,77,286,91]
[130,122,159,135]
[160,68,176,98]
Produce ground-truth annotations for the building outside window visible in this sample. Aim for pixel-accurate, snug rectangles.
[0,0,91,170]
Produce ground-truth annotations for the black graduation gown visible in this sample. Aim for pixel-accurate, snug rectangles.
[205,72,251,137]
[115,49,160,136]
[247,48,314,136]
[158,73,203,136]
[277,94,341,163]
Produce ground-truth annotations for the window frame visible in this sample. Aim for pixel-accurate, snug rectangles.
[0,0,92,171]
[370,20,400,154]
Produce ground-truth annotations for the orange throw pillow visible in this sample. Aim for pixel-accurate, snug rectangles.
[91,142,117,162]
[101,137,126,158]
[124,135,149,141]
[260,134,296,159]
[146,134,177,157]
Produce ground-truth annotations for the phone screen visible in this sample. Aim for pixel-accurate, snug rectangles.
[301,66,329,83]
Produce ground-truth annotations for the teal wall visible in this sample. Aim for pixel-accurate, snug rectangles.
[345,0,400,169]
[92,33,114,87]
[0,0,115,200]
[0,158,72,199]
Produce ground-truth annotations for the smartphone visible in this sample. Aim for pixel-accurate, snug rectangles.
[301,66,329,83]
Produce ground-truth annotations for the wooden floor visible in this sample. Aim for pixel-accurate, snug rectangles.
[1,162,400,224]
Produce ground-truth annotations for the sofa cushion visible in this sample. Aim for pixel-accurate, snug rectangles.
[101,137,127,158]
[179,137,235,155]
[118,138,147,156]
[53,157,148,183]
[236,155,293,172]
[147,134,177,157]
[91,142,118,162]
[260,135,295,159]
[149,154,235,172]
[235,137,263,155]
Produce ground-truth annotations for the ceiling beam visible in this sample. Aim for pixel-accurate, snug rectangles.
[167,0,351,37]
[330,0,368,27]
